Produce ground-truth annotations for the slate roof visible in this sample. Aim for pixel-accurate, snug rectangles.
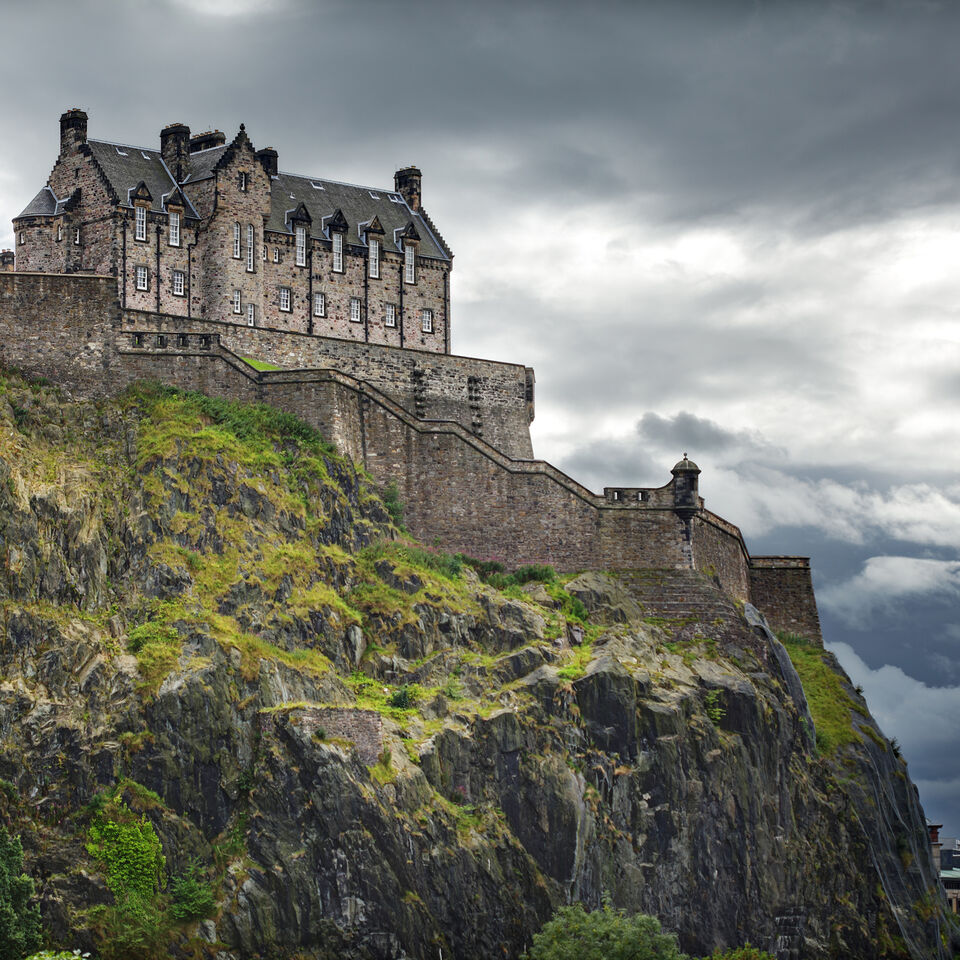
[267,172,450,261]
[86,140,200,218]
[183,144,228,182]
[17,186,57,218]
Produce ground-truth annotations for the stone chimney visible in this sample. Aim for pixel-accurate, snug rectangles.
[0,250,14,272]
[256,147,279,177]
[189,130,226,153]
[394,166,422,211]
[59,108,88,154]
[160,123,191,182]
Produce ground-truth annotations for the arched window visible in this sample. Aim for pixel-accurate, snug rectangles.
[233,222,241,259]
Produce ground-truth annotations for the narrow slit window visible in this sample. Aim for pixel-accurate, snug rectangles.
[295,225,306,266]
[313,292,325,317]
[169,211,180,247]
[369,238,379,279]
[233,222,241,258]
[74,227,81,245]
[273,247,280,263]
[56,223,62,242]
[135,206,147,241]
[247,303,256,326]
[350,297,362,322]
[332,232,343,272]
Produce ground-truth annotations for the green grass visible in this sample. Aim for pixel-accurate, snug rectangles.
[780,635,863,755]
[241,357,283,371]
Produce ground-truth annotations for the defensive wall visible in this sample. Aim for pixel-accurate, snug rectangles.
[0,271,823,642]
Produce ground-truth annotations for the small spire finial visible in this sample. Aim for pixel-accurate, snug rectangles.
[239,123,245,131]
[683,452,688,459]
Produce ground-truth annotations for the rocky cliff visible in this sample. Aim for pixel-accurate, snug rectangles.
[0,373,953,960]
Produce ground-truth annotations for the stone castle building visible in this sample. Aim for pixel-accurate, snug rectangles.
[14,109,451,352]
[1,110,822,644]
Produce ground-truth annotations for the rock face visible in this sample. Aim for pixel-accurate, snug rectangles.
[0,375,953,960]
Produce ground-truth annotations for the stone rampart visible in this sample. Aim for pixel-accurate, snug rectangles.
[121,308,535,460]
[749,557,823,644]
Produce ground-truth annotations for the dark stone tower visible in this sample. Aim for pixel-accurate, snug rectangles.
[59,109,88,154]
[160,123,191,182]
[671,454,701,519]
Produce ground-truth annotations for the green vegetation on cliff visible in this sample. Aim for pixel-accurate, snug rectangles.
[0,371,950,960]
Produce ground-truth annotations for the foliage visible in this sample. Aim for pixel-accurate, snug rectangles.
[241,356,283,372]
[25,952,90,960]
[778,633,862,755]
[524,903,687,960]
[557,642,593,680]
[85,802,166,904]
[704,689,726,725]
[388,685,416,709]
[382,481,405,529]
[0,827,42,960]
[169,862,217,922]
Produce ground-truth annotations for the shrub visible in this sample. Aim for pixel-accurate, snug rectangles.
[388,686,416,709]
[0,827,42,960]
[700,948,776,960]
[86,803,166,904]
[382,482,405,529]
[169,863,217,923]
[524,903,686,960]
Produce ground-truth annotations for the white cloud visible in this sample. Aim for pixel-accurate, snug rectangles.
[820,557,960,623]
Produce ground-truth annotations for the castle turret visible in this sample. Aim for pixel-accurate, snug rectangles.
[160,123,191,181]
[256,147,279,177]
[59,108,88,154]
[671,454,701,519]
[395,166,422,211]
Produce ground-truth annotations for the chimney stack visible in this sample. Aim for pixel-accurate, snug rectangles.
[59,108,88,154]
[394,166,422,211]
[160,122,191,182]
[256,147,278,177]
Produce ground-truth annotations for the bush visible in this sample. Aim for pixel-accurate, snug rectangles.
[0,826,42,960]
[700,948,775,960]
[86,802,166,904]
[169,863,217,923]
[524,903,686,960]
[382,482,405,529]
[388,686,416,709]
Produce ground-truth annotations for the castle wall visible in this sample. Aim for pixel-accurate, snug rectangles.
[749,557,823,644]
[122,309,535,460]
[691,511,752,602]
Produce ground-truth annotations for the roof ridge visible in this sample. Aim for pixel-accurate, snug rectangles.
[89,137,157,154]
[278,170,396,195]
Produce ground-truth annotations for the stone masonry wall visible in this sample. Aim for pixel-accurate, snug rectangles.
[123,309,534,459]
[749,557,823,644]
[691,512,752,602]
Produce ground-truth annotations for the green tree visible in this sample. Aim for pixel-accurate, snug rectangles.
[524,903,687,960]
[0,826,42,960]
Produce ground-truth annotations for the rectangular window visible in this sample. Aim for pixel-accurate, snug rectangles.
[169,211,180,247]
[233,222,241,259]
[246,225,254,272]
[332,232,343,272]
[313,292,325,317]
[247,303,256,326]
[295,226,306,266]
[56,223,62,242]
[385,303,396,328]
[421,308,434,333]
[262,244,267,261]
[273,247,280,263]
[279,287,291,312]
[369,238,379,278]
[135,205,147,241]
[232,289,242,314]
[172,270,185,296]
[404,244,415,283]
[135,265,148,291]
[239,171,248,192]
[74,228,81,245]
[350,297,362,322]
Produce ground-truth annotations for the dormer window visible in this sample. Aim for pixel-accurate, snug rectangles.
[332,232,343,273]
[239,171,248,192]
[404,243,416,284]
[369,238,380,279]
[246,224,255,272]
[169,210,180,247]
[295,225,306,266]
[135,205,147,241]
[233,222,241,259]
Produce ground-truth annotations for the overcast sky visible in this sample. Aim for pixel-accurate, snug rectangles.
[1,0,958,831]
